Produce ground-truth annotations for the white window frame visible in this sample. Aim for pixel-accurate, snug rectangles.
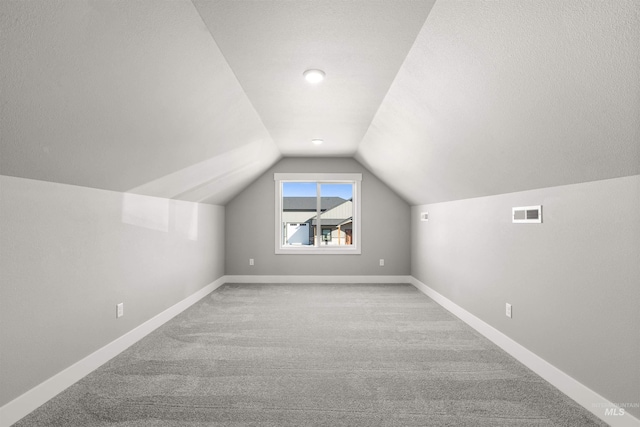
[274,173,362,255]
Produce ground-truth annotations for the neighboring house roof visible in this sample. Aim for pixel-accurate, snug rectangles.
[283,197,346,211]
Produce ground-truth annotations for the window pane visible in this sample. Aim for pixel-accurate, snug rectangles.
[319,183,354,246]
[275,173,361,254]
[282,182,316,246]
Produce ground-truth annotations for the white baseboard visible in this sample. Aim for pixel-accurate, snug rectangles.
[409,276,640,427]
[4,275,636,427]
[225,275,412,284]
[0,276,227,427]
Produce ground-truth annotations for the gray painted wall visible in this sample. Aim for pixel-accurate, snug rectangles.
[226,157,411,276]
[0,175,225,407]
[411,175,640,418]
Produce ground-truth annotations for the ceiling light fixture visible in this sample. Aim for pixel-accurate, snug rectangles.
[311,139,324,145]
[303,69,325,84]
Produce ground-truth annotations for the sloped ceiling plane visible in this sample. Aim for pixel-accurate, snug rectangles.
[1,0,638,205]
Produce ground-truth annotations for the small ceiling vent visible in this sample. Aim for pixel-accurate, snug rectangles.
[512,205,542,223]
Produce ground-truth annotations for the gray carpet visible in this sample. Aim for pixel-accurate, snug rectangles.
[15,283,607,426]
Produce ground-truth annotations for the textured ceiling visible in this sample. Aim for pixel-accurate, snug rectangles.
[192,0,435,157]
[356,0,640,205]
[1,0,638,206]
[0,0,281,205]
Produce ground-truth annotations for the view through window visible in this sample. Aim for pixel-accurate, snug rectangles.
[274,173,361,254]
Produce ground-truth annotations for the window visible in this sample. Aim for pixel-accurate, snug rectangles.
[274,173,362,254]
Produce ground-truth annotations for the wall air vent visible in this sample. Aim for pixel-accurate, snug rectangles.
[512,206,542,223]
[420,212,428,221]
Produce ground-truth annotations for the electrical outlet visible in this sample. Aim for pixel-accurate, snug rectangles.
[379,259,384,266]
[249,258,254,266]
[506,303,512,318]
[116,303,124,318]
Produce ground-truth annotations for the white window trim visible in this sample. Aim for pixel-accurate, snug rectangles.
[274,173,362,255]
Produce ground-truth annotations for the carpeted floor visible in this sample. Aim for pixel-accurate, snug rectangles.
[15,283,607,426]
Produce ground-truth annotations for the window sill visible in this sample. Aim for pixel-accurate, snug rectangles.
[275,246,361,255]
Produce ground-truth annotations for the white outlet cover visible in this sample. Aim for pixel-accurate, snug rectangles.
[116,303,124,318]
[506,303,512,318]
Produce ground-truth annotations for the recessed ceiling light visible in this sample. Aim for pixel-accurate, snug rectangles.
[303,69,325,84]
[311,139,323,145]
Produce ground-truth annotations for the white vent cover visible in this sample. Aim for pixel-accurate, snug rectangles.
[420,212,429,221]
[512,206,542,223]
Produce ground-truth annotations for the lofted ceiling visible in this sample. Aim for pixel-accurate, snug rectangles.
[1,0,638,206]
[357,0,640,204]
[192,0,435,157]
